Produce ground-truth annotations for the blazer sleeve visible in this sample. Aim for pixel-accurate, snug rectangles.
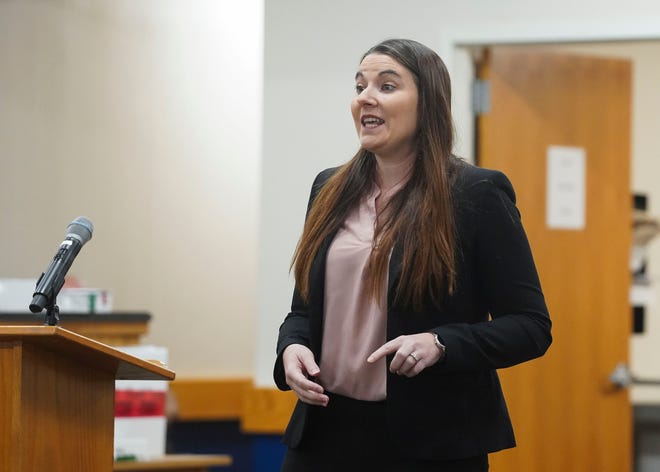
[432,170,552,372]
[273,168,337,391]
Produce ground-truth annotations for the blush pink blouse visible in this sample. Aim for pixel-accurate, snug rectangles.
[318,181,402,401]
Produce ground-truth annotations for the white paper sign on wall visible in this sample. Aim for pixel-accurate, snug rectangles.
[546,145,586,230]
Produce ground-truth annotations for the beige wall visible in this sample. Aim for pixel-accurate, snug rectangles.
[0,0,263,376]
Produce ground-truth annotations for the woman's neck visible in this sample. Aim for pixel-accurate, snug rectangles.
[374,152,415,192]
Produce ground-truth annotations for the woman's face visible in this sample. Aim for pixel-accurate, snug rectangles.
[351,53,419,162]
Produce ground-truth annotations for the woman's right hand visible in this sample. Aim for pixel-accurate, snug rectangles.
[282,344,329,406]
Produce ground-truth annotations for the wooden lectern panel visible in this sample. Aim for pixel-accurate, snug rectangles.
[1,340,115,470]
[0,327,175,472]
[0,341,22,471]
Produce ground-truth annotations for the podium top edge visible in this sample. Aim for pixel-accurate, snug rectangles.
[0,312,151,322]
[0,325,175,381]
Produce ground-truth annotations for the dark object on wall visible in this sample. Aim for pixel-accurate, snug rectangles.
[631,193,659,334]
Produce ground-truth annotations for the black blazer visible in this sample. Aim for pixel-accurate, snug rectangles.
[273,160,552,461]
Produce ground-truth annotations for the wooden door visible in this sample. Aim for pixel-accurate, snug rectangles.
[477,47,632,471]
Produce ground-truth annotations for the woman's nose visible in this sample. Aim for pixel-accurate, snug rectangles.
[357,86,377,105]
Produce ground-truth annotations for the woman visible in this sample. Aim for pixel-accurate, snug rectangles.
[273,38,552,472]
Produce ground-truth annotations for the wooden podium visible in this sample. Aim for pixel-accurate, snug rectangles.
[0,326,175,471]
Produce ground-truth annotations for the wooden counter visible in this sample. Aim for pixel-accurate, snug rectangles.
[0,312,150,346]
[114,454,231,471]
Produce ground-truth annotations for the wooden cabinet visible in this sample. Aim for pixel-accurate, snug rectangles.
[0,312,151,346]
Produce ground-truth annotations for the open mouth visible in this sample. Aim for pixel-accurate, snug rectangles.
[361,116,385,128]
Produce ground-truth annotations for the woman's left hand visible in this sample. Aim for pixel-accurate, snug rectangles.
[367,333,442,377]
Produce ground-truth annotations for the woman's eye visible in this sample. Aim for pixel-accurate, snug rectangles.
[355,84,365,94]
[382,83,395,91]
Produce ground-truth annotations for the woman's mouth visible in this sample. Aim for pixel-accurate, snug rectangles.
[361,116,385,128]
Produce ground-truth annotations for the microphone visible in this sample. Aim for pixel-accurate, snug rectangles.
[29,217,94,313]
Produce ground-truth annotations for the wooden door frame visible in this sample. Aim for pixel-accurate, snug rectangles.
[437,26,660,162]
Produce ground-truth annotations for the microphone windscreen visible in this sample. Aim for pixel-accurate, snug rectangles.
[66,216,94,245]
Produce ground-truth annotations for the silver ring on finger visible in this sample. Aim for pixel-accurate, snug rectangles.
[408,352,419,362]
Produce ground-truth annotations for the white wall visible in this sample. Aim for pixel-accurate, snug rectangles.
[256,0,488,386]
[0,0,263,376]
[256,0,660,389]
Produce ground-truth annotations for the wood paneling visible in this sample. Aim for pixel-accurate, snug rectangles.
[241,387,297,434]
[169,378,251,420]
[169,379,297,434]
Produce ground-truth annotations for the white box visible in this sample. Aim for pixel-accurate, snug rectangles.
[0,278,37,312]
[58,287,113,313]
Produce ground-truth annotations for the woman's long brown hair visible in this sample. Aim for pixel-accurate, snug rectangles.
[292,39,459,311]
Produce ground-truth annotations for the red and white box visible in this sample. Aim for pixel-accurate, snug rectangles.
[114,345,169,461]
